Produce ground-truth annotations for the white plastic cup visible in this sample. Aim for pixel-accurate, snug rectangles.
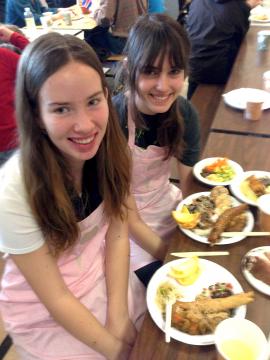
[40,15,53,28]
[62,11,72,25]
[263,71,270,92]
[214,318,268,360]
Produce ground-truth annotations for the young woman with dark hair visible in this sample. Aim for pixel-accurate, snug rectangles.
[113,13,201,277]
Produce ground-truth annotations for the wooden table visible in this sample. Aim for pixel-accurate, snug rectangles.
[202,132,270,173]
[51,14,96,30]
[191,84,225,151]
[22,27,84,41]
[211,26,270,137]
[129,132,270,360]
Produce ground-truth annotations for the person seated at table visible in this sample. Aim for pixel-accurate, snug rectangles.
[0,32,147,359]
[0,24,29,167]
[5,0,60,28]
[84,0,147,61]
[185,0,262,99]
[113,14,200,282]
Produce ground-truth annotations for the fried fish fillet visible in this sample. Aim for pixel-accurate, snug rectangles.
[173,291,254,313]
[208,204,248,244]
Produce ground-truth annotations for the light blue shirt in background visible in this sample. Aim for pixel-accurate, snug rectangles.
[148,0,165,13]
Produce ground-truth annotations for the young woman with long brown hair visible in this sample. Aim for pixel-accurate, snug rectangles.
[0,33,146,359]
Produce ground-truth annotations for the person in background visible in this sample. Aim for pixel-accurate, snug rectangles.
[148,0,166,13]
[85,0,147,60]
[53,0,76,6]
[0,24,29,166]
[113,14,200,282]
[5,0,59,27]
[0,0,5,22]
[0,33,146,359]
[186,0,262,99]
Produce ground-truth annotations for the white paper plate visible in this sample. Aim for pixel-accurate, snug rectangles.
[176,192,254,245]
[147,258,246,345]
[223,88,270,110]
[193,157,243,186]
[250,14,270,22]
[250,5,270,22]
[241,246,270,296]
[230,171,270,206]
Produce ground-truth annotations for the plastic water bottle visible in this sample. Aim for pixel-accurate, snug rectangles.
[24,7,36,29]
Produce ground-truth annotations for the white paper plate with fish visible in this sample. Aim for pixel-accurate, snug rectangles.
[223,88,270,110]
[241,246,270,296]
[193,157,243,186]
[176,192,254,245]
[230,171,270,206]
[147,258,247,346]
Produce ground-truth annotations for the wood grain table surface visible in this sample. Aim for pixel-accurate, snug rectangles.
[211,26,270,137]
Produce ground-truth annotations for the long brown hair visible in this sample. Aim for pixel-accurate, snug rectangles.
[119,13,190,159]
[16,33,130,254]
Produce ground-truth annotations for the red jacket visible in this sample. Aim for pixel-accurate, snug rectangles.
[0,32,29,151]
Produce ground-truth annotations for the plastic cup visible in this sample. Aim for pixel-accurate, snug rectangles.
[214,318,268,360]
[244,99,263,121]
[62,11,72,25]
[263,70,270,92]
[40,15,53,28]
[257,194,270,231]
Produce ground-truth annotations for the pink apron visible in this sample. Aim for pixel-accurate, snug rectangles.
[0,203,146,359]
[128,113,182,271]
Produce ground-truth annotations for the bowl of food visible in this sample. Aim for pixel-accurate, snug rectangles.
[193,158,243,186]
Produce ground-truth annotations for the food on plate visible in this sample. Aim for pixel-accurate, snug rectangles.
[240,175,270,201]
[252,13,269,21]
[171,291,254,335]
[173,186,249,244]
[208,204,248,245]
[196,282,233,300]
[155,281,182,312]
[172,206,200,229]
[168,257,201,285]
[243,252,270,286]
[200,158,235,182]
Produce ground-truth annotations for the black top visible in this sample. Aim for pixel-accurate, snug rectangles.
[186,0,250,84]
[70,158,102,221]
[113,93,201,167]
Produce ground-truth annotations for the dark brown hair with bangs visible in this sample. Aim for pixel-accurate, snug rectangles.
[16,33,130,254]
[120,13,190,159]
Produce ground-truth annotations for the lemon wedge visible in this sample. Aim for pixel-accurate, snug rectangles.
[172,210,200,229]
[169,256,199,276]
[175,267,201,286]
[169,257,201,285]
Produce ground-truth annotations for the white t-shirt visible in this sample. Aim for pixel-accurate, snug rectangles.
[0,153,45,254]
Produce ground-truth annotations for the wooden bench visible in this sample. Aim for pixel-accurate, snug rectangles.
[191,84,225,151]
